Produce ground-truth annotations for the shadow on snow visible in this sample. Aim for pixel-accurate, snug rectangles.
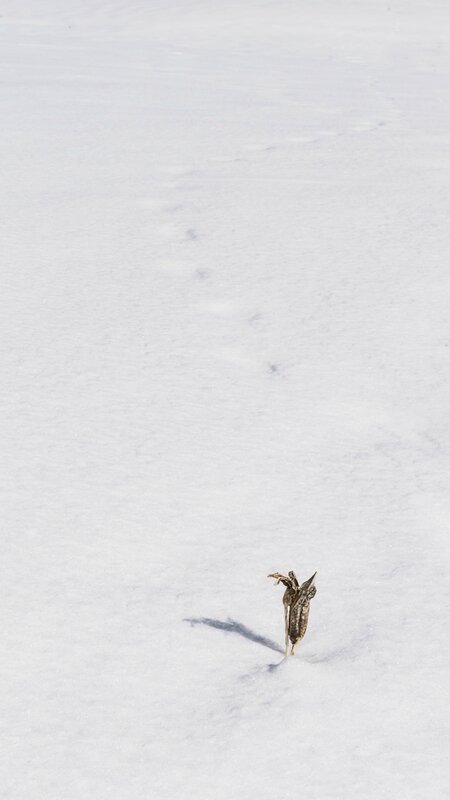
[184,616,284,654]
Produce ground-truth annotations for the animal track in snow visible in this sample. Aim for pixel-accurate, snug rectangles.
[194,269,210,281]
[217,120,388,172]
[157,222,200,244]
[267,362,281,375]
[249,312,263,326]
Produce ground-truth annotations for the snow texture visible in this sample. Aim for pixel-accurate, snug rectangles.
[1,1,449,798]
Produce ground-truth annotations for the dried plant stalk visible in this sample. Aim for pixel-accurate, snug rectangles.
[268,570,317,656]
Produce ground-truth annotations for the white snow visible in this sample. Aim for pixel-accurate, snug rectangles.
[1,1,449,798]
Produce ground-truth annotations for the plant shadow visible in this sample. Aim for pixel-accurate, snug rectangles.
[184,616,284,654]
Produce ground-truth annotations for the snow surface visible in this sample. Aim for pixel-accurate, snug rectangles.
[1,1,450,798]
